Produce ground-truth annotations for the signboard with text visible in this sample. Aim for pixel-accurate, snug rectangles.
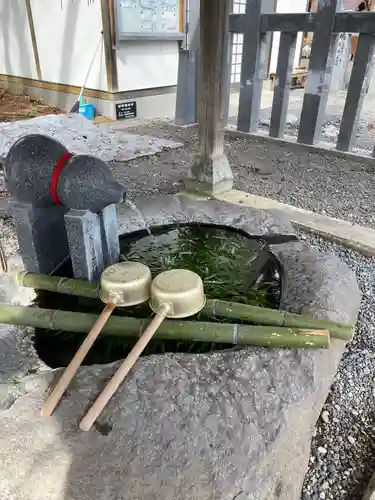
[115,101,137,120]
[117,0,183,39]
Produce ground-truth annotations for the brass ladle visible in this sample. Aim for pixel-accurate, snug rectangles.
[41,261,152,417]
[79,268,206,431]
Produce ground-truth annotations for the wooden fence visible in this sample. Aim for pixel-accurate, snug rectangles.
[230,0,375,157]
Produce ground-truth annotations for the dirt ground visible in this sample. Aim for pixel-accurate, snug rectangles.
[0,87,61,122]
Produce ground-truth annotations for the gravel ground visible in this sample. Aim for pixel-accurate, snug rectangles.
[228,89,375,155]
[300,233,375,500]
[0,216,18,258]
[110,121,375,229]
[1,120,375,228]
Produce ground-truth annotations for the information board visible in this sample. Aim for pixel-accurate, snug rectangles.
[117,0,182,39]
[116,101,137,120]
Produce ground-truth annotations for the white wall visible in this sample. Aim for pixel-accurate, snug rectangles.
[0,0,179,93]
[0,0,39,79]
[269,0,307,74]
[30,0,107,91]
[116,41,179,91]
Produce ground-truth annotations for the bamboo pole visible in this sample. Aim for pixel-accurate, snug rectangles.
[17,271,99,299]
[206,299,284,325]
[205,300,354,341]
[283,311,353,341]
[16,272,354,340]
[0,304,329,348]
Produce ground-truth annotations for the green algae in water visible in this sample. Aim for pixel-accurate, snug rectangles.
[122,225,280,309]
[34,225,281,367]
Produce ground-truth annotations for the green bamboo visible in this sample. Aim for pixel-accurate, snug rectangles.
[0,304,330,348]
[16,272,353,340]
[205,300,353,341]
[17,271,99,299]
[283,312,354,341]
[205,299,285,325]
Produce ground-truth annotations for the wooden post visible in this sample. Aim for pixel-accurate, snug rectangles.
[184,0,233,195]
[101,0,118,92]
[337,34,375,151]
[297,0,339,145]
[236,0,265,133]
[269,32,297,138]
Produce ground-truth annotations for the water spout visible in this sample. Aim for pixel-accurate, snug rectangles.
[125,199,154,239]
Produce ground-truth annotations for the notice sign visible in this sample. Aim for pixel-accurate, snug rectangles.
[117,0,181,36]
[116,101,137,120]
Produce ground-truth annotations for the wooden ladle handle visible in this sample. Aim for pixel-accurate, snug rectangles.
[79,303,170,431]
[41,302,116,417]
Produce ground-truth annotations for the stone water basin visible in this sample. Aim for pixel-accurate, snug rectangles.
[34,223,281,367]
[0,195,360,500]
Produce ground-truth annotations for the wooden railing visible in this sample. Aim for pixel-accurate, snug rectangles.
[229,0,375,157]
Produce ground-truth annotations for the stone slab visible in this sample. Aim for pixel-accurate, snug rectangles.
[0,114,182,163]
[117,193,296,243]
[64,209,104,282]
[10,201,70,274]
[0,197,360,500]
[215,189,375,257]
[98,204,120,267]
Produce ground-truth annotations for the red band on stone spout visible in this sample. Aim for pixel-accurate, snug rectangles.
[50,152,73,205]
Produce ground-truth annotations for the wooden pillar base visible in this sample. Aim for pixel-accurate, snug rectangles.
[183,0,233,196]
[184,154,233,195]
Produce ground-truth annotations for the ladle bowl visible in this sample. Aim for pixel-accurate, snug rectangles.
[100,261,152,307]
[149,269,206,318]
